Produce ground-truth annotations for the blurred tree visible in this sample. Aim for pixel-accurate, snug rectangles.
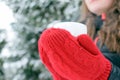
[3,0,82,80]
[0,29,6,80]
[0,30,6,53]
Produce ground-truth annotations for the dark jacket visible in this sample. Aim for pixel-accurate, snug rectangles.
[97,41,120,80]
[95,15,120,79]
[87,15,120,80]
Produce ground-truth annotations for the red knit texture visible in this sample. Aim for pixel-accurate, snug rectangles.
[40,45,68,80]
[38,28,111,80]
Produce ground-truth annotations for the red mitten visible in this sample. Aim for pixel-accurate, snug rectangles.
[38,28,111,80]
[39,46,68,80]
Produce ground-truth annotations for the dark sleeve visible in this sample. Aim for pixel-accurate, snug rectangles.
[103,53,120,68]
[108,63,120,80]
[97,43,120,79]
[103,53,120,80]
[97,41,120,68]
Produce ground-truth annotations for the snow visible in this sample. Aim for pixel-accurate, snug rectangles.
[0,2,15,29]
[0,2,16,57]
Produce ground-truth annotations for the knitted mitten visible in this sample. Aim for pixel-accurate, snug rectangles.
[38,28,111,80]
[39,46,68,80]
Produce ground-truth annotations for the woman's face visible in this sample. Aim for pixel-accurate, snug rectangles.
[85,0,114,15]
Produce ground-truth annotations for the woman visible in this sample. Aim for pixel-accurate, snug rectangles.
[38,0,120,80]
[81,0,120,68]
[80,0,120,79]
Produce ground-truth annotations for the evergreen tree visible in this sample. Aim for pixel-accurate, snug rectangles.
[0,29,6,80]
[3,0,81,80]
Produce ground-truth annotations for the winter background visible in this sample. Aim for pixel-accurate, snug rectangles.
[0,0,82,80]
